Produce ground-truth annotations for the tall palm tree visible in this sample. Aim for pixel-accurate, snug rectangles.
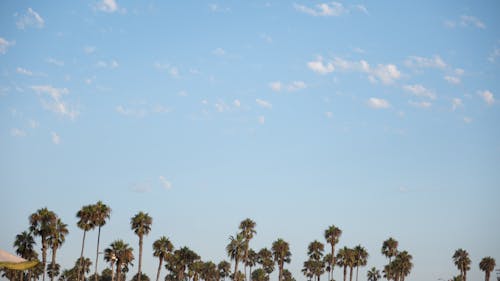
[152,236,173,281]
[246,249,258,280]
[345,249,356,281]
[322,254,332,281]
[239,219,257,281]
[77,205,95,281]
[381,238,398,263]
[452,249,471,281]
[226,234,245,280]
[14,230,37,281]
[93,201,111,281]
[271,239,292,281]
[366,267,380,281]
[30,207,57,281]
[324,226,342,281]
[283,269,295,281]
[336,247,350,281]
[48,218,69,281]
[251,269,269,281]
[131,212,153,281]
[479,257,496,281]
[306,241,325,281]
[353,245,368,281]
[394,251,412,281]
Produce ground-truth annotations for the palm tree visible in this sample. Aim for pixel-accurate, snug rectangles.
[479,257,496,281]
[345,249,356,281]
[452,249,471,281]
[324,226,342,281]
[271,239,292,281]
[282,270,296,281]
[381,238,398,263]
[394,251,412,281]
[226,234,245,280]
[366,267,380,281]
[77,205,95,281]
[48,218,69,281]
[153,236,173,281]
[218,261,231,281]
[245,249,258,280]
[239,219,257,281]
[306,241,325,281]
[336,247,350,281]
[257,248,274,276]
[14,230,38,281]
[130,212,152,281]
[30,207,57,281]
[251,269,268,281]
[92,201,111,281]
[353,245,368,281]
[322,254,332,281]
[105,240,134,281]
[201,261,218,281]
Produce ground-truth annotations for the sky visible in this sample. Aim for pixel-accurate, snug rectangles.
[1,1,499,281]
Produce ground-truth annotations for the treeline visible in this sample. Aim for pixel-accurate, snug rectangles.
[1,202,496,281]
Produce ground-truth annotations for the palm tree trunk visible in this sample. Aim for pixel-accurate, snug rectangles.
[42,239,47,281]
[138,235,143,281]
[78,231,87,281]
[28,269,32,281]
[94,226,102,281]
[343,266,347,281]
[349,267,353,281]
[464,270,467,281]
[356,266,359,281]
[116,263,121,281]
[156,257,163,281]
[331,245,335,281]
[233,258,239,280]
[50,247,57,281]
[278,263,283,281]
[111,261,115,281]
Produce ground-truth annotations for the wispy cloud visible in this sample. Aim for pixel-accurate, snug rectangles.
[46,58,64,67]
[294,2,347,17]
[408,100,432,109]
[31,85,79,119]
[16,8,44,29]
[16,67,33,76]
[159,176,172,190]
[445,15,486,29]
[444,75,460,84]
[0,37,15,55]
[479,90,495,105]
[131,181,152,193]
[353,4,368,15]
[84,46,96,54]
[402,84,436,100]
[405,55,447,69]
[269,81,307,92]
[258,116,265,124]
[97,0,119,13]
[96,60,119,68]
[11,128,27,137]
[325,111,333,118]
[154,62,181,79]
[51,132,61,144]
[209,3,230,13]
[116,102,170,118]
[452,98,463,111]
[367,98,390,109]
[212,47,226,56]
[307,57,335,74]
[488,43,500,63]
[256,99,272,109]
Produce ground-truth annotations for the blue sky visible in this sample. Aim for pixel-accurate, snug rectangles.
[1,1,499,281]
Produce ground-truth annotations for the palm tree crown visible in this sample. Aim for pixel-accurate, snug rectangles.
[479,257,496,281]
[131,211,153,281]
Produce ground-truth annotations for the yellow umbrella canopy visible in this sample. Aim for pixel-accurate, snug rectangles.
[0,249,38,270]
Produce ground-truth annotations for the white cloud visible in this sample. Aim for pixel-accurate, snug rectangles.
[169,67,180,78]
[213,48,226,56]
[455,68,465,76]
[403,84,436,100]
[287,81,307,91]
[209,3,230,13]
[31,85,79,119]
[233,99,241,107]
[444,75,461,84]
[307,57,335,74]
[46,58,64,67]
[97,60,119,69]
[260,33,273,43]
[51,132,60,144]
[215,101,229,112]
[409,100,432,109]
[367,98,390,109]
[16,8,44,29]
[460,15,486,29]
[479,90,495,105]
[16,67,33,76]
[29,119,39,128]
[325,111,333,118]
[294,2,346,17]
[258,116,265,124]
[269,81,282,92]
[116,102,169,117]
[371,64,401,84]
[11,128,27,137]
[0,37,15,55]
[159,176,172,190]
[256,99,272,109]
[405,55,447,69]
[97,0,119,13]
[489,46,500,63]
[452,98,463,111]
[463,117,472,123]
